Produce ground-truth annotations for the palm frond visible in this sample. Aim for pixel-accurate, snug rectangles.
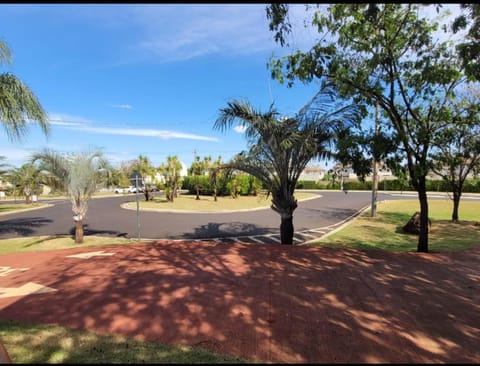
[0,73,49,141]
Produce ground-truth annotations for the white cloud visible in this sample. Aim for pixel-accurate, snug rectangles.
[112,104,133,110]
[122,4,282,62]
[48,113,91,126]
[68,125,219,142]
[47,112,218,142]
[234,125,246,133]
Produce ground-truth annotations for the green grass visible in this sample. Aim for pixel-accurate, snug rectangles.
[311,199,480,252]
[0,202,48,214]
[127,192,319,212]
[0,235,136,255]
[0,320,248,364]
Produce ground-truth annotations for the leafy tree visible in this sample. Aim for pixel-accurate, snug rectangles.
[214,87,359,244]
[452,4,480,81]
[31,149,110,243]
[430,85,480,222]
[266,4,463,252]
[159,155,183,202]
[0,39,48,141]
[7,163,44,203]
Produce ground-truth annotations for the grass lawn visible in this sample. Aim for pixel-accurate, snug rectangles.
[0,235,136,255]
[0,320,248,364]
[311,199,480,252]
[0,202,49,215]
[126,191,319,212]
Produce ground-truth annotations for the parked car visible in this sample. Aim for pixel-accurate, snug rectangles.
[114,187,126,194]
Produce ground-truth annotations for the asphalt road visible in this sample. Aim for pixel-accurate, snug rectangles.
[0,190,477,243]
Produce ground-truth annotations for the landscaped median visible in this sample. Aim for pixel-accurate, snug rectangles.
[310,199,480,252]
[121,191,320,213]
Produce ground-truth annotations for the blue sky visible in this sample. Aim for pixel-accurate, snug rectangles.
[0,4,461,172]
[0,3,323,172]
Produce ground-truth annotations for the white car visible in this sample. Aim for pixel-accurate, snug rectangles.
[114,187,126,194]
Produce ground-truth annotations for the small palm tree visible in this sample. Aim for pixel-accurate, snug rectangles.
[214,87,359,244]
[31,148,110,243]
[159,155,183,202]
[7,163,45,203]
[0,40,48,141]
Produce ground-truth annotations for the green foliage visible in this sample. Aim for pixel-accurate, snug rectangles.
[0,40,48,141]
[5,163,45,202]
[265,3,465,252]
[158,155,183,202]
[182,175,210,195]
[452,4,480,81]
[30,148,110,221]
[182,172,260,197]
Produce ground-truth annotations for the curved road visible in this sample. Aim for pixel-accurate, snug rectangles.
[0,191,477,244]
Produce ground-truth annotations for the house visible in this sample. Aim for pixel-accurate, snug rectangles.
[299,165,327,182]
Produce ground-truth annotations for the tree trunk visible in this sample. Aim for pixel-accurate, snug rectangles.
[417,183,429,253]
[452,190,461,223]
[280,215,294,245]
[75,220,84,243]
[144,187,150,201]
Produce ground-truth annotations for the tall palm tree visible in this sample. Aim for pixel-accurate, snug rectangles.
[214,86,359,244]
[31,148,110,243]
[0,40,48,141]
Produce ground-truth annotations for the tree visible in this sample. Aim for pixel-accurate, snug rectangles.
[31,149,110,243]
[430,85,480,222]
[158,155,183,202]
[214,87,359,244]
[208,155,224,202]
[266,4,463,252]
[452,4,480,81]
[189,153,211,200]
[132,154,155,201]
[104,166,130,190]
[0,39,48,141]
[7,163,44,203]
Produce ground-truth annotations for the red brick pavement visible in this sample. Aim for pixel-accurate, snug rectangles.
[0,241,479,363]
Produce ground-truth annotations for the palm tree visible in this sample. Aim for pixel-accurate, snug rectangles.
[214,87,359,244]
[132,154,155,201]
[159,155,183,202]
[6,163,44,203]
[189,154,211,200]
[31,148,110,243]
[0,40,48,141]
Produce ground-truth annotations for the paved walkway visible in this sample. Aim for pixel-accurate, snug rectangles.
[0,240,479,363]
